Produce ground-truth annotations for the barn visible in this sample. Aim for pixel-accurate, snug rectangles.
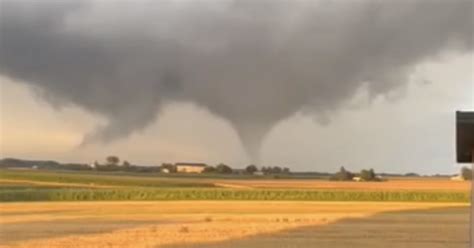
[175,163,207,173]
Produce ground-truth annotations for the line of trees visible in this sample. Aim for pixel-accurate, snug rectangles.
[330,167,381,182]
[42,159,474,181]
[89,157,292,175]
[201,163,233,174]
[92,156,160,173]
[201,164,291,175]
[9,156,468,181]
[245,165,291,175]
[260,166,291,174]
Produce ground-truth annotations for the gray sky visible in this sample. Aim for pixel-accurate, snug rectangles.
[0,0,473,174]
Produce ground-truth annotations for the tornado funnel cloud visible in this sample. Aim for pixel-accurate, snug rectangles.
[0,0,472,160]
[234,122,274,163]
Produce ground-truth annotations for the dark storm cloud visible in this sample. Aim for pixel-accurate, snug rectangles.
[0,0,472,160]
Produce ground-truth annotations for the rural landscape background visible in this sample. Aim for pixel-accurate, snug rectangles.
[0,157,472,247]
[1,0,473,247]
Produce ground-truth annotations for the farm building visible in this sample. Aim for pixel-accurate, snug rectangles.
[450,175,464,181]
[353,177,362,182]
[175,163,207,173]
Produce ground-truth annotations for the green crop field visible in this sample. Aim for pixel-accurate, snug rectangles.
[0,188,469,202]
[0,169,215,188]
[0,169,469,203]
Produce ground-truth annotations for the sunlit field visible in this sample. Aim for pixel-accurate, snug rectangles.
[0,201,469,248]
[0,169,470,248]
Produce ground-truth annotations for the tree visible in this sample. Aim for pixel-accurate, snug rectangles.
[106,156,120,166]
[360,169,370,181]
[260,166,285,175]
[123,161,131,168]
[270,166,282,174]
[360,168,377,181]
[330,166,354,181]
[245,165,258,174]
[461,167,472,180]
[282,167,290,174]
[92,161,100,170]
[216,163,233,174]
[203,166,216,173]
[369,169,376,180]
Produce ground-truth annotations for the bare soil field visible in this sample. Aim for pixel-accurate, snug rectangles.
[0,201,468,248]
[209,178,470,191]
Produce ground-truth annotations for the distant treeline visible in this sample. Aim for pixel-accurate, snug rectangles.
[0,157,292,175]
[0,157,468,179]
[0,157,161,173]
[0,158,89,171]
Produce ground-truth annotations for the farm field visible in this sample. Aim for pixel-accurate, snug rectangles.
[1,169,470,192]
[0,169,470,247]
[0,170,216,188]
[0,201,469,248]
[0,169,470,202]
[209,178,470,191]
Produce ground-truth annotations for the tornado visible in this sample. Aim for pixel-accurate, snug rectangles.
[0,0,472,161]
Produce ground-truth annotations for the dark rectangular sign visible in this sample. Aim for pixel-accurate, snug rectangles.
[456,111,474,163]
